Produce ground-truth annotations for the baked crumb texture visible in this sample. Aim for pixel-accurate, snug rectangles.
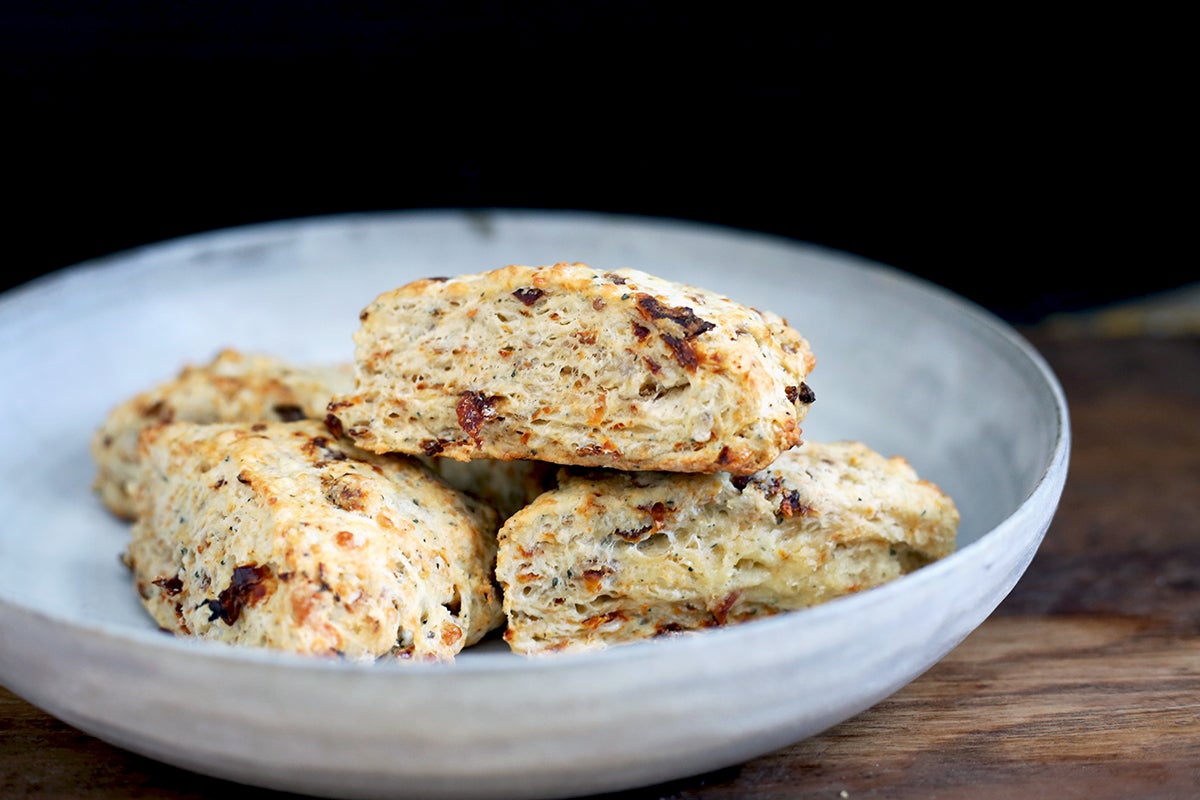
[496,440,959,655]
[125,420,504,661]
[327,263,817,476]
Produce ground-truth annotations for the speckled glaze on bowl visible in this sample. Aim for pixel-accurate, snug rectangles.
[0,210,1069,800]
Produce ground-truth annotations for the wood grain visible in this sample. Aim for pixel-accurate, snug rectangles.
[3,331,1198,799]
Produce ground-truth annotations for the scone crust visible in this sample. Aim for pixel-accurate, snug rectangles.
[327,263,817,475]
[495,440,959,654]
[126,419,504,661]
[91,348,353,520]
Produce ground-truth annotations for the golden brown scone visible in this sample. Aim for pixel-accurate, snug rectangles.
[125,420,504,661]
[91,348,354,520]
[495,440,959,655]
[326,262,817,476]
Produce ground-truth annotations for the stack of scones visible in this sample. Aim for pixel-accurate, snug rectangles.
[92,262,959,660]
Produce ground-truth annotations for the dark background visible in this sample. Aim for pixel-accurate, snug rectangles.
[4,4,1185,324]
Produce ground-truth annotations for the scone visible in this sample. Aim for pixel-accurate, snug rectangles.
[125,419,505,661]
[91,348,354,520]
[495,440,959,655]
[326,262,817,476]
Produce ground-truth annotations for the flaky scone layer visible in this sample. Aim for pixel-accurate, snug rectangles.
[496,440,959,655]
[327,263,817,475]
[126,420,504,661]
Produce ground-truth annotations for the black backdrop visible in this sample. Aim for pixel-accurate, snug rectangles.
[5,4,1185,324]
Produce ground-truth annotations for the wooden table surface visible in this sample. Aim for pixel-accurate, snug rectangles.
[3,320,1198,799]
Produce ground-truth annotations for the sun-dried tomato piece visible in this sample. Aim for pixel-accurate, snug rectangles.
[512,287,545,306]
[661,333,700,370]
[456,391,499,443]
[323,412,345,439]
[634,294,716,339]
[421,438,448,456]
[153,575,183,596]
[777,490,814,520]
[201,564,274,625]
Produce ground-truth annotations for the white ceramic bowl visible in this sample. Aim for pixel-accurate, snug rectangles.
[0,210,1069,800]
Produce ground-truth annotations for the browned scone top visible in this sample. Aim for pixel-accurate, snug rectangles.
[496,440,959,655]
[327,262,817,475]
[125,419,505,661]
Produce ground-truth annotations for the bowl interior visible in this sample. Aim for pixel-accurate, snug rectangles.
[0,209,1068,799]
